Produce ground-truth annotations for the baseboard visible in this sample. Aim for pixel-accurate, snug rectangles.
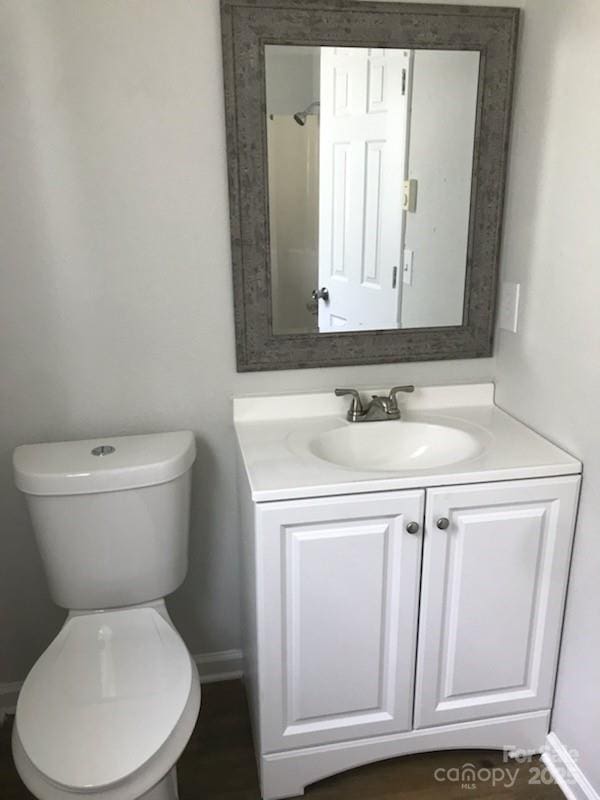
[193,649,244,683]
[542,733,600,800]
[0,682,21,723]
[0,649,243,723]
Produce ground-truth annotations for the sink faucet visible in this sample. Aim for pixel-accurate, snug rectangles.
[335,386,415,423]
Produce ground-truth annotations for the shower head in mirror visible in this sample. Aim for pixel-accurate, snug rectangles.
[293,101,320,126]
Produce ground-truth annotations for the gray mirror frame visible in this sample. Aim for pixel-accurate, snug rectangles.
[221,0,519,372]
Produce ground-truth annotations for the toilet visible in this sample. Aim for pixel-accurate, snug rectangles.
[11,431,200,800]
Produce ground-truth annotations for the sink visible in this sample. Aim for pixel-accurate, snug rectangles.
[309,420,484,472]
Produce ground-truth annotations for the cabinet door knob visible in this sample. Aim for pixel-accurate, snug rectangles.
[436,517,450,530]
[406,521,420,534]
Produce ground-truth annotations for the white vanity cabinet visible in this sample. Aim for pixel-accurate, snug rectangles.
[415,478,579,729]
[241,474,579,799]
[255,490,424,751]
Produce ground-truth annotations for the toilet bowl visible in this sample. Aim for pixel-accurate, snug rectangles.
[12,431,199,800]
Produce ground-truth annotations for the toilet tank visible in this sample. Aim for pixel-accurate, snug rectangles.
[13,431,196,610]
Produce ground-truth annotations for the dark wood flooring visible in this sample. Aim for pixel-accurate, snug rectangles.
[1,681,564,799]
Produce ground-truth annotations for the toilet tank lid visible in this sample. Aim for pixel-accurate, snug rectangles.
[13,431,196,496]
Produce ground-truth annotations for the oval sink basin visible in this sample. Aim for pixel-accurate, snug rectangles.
[309,421,483,472]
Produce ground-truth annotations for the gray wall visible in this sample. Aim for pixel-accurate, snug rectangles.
[493,0,600,791]
[0,0,493,683]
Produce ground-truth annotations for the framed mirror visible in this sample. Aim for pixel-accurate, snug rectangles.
[221,0,519,371]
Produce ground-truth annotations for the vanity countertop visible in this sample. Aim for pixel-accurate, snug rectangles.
[234,383,581,502]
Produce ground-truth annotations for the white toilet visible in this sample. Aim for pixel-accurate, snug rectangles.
[11,431,200,800]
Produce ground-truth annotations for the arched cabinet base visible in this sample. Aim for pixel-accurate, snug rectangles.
[259,710,550,800]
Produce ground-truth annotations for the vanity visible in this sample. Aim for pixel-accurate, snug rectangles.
[220,2,579,794]
[234,384,581,799]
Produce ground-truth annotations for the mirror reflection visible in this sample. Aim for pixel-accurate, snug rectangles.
[265,45,480,335]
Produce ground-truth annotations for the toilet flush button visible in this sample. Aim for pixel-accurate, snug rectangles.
[91,445,116,457]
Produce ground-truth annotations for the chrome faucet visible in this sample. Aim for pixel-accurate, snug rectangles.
[335,386,415,423]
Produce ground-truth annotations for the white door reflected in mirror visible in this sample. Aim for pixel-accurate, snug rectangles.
[318,47,410,332]
[265,45,480,335]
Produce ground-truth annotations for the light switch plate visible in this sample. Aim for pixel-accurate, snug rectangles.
[498,281,520,333]
[402,180,418,212]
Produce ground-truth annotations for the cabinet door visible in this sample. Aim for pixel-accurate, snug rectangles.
[415,476,580,729]
[257,490,424,751]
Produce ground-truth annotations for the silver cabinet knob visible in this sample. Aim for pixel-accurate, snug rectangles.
[406,521,420,534]
[436,517,450,530]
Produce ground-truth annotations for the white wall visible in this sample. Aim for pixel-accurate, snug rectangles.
[265,45,320,117]
[265,46,320,334]
[492,0,600,791]
[0,0,493,684]
[402,50,479,328]
[267,116,319,334]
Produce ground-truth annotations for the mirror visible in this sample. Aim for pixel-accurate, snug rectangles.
[221,0,520,372]
[266,45,480,335]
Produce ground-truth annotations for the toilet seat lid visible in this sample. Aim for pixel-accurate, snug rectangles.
[16,607,192,791]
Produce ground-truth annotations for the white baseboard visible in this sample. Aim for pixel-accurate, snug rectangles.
[542,733,600,800]
[0,649,244,723]
[193,649,244,683]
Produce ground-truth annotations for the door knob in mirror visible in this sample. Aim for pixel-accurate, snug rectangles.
[311,287,329,303]
[436,517,450,530]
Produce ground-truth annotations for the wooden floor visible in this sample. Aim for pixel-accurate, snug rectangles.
[1,680,564,799]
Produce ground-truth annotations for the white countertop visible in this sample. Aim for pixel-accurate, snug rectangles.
[234,383,581,502]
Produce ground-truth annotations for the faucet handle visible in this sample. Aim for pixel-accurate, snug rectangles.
[388,385,415,408]
[335,388,365,421]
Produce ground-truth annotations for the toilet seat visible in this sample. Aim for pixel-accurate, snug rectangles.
[16,607,192,792]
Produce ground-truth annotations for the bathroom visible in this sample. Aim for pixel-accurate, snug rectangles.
[0,0,598,798]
